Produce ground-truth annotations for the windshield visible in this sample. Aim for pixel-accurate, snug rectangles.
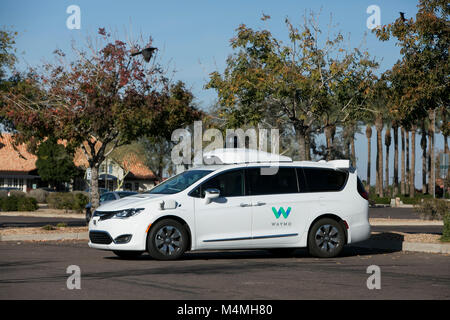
[146,170,212,195]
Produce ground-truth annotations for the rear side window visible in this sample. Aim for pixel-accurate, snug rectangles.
[246,167,298,195]
[302,168,348,192]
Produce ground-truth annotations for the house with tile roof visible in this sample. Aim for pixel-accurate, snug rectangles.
[0,133,157,192]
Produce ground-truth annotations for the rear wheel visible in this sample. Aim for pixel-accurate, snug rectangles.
[147,219,188,260]
[113,251,143,259]
[308,218,345,258]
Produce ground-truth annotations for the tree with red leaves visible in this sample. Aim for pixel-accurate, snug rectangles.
[1,28,201,209]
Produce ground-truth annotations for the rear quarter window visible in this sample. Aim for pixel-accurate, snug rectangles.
[302,168,348,192]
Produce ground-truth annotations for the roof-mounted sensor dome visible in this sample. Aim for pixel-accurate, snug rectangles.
[202,148,292,164]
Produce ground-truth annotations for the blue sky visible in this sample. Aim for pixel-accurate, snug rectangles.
[0,0,446,187]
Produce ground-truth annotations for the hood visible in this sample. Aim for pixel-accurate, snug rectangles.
[95,193,167,211]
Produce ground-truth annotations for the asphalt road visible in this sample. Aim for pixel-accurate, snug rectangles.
[0,216,86,228]
[0,240,449,299]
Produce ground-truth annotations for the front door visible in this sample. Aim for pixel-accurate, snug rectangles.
[193,169,253,249]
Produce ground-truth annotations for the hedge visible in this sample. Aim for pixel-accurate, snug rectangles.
[0,196,38,212]
[47,192,89,212]
[414,198,450,221]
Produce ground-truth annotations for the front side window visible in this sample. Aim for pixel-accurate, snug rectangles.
[246,167,298,195]
[195,169,245,198]
[302,168,348,192]
[146,170,212,195]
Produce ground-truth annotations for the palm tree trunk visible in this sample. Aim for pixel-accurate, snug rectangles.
[305,132,311,161]
[295,125,308,161]
[410,126,416,198]
[421,121,427,194]
[351,134,356,168]
[393,125,399,196]
[385,127,391,196]
[406,130,410,195]
[324,125,333,161]
[366,125,372,190]
[401,127,406,195]
[375,116,384,197]
[428,109,436,197]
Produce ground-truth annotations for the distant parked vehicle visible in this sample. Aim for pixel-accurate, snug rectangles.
[84,188,109,195]
[85,191,138,223]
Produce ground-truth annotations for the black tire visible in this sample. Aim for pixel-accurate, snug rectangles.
[147,219,188,260]
[85,208,92,224]
[113,250,143,259]
[308,218,345,258]
[267,248,297,257]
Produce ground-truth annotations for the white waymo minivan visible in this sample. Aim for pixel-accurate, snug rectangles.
[88,149,370,260]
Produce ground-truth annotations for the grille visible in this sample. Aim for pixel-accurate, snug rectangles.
[89,231,113,244]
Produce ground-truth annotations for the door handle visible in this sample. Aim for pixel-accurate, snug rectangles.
[240,203,251,207]
[254,202,266,206]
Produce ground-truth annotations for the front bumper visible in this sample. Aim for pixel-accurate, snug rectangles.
[88,216,148,251]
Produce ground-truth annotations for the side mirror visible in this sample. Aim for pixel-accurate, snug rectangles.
[204,188,220,204]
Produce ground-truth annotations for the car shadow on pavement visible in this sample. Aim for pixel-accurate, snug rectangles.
[104,242,400,262]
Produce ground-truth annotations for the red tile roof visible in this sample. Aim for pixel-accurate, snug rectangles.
[0,134,37,172]
[0,133,156,180]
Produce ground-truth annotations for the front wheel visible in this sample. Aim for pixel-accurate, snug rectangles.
[147,219,188,260]
[308,218,345,258]
[85,208,92,225]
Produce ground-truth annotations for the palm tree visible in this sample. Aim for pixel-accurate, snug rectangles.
[406,128,410,194]
[401,127,406,195]
[365,125,373,189]
[420,120,427,194]
[392,121,399,196]
[428,109,436,197]
[384,126,391,196]
[410,124,417,197]
[375,114,384,197]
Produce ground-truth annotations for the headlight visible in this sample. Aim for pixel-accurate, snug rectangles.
[113,208,145,219]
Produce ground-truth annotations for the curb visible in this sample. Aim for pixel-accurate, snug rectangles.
[0,232,88,242]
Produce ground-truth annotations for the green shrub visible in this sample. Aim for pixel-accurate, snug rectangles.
[441,214,450,242]
[0,196,38,212]
[41,225,56,231]
[414,199,450,220]
[0,190,8,198]
[0,196,19,211]
[17,197,38,211]
[47,192,89,212]
[56,222,68,228]
[28,189,49,203]
[369,194,391,205]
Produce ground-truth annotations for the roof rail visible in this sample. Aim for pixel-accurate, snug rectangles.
[326,160,350,169]
[202,148,292,164]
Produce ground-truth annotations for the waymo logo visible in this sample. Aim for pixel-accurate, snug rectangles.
[272,207,291,219]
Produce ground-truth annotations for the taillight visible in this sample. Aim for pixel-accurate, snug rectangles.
[357,177,369,201]
[359,190,369,201]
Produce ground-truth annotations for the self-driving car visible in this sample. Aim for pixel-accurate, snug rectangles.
[88,148,370,260]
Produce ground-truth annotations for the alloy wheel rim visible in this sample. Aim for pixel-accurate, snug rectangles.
[155,226,182,256]
[315,224,340,252]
